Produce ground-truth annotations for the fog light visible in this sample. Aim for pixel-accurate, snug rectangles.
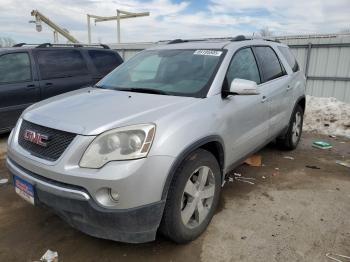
[109,189,120,202]
[95,188,119,207]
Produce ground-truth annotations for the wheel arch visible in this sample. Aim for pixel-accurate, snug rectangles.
[297,96,306,113]
[279,95,306,139]
[161,136,225,200]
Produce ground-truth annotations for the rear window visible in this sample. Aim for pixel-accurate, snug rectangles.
[88,50,122,75]
[278,46,300,73]
[0,52,31,84]
[37,50,88,80]
[254,46,285,82]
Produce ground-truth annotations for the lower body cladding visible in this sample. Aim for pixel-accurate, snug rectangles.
[6,156,173,243]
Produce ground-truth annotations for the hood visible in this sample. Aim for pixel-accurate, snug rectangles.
[23,88,197,135]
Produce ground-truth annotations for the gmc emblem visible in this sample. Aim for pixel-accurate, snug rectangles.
[23,130,49,147]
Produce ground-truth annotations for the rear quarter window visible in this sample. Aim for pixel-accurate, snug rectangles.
[254,46,285,82]
[88,50,122,75]
[37,50,89,80]
[278,46,300,73]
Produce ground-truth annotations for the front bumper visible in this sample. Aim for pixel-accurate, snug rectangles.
[7,131,175,209]
[7,157,165,243]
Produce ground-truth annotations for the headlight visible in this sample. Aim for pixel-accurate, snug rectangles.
[80,124,156,168]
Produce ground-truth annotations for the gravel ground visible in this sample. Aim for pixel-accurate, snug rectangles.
[0,132,349,262]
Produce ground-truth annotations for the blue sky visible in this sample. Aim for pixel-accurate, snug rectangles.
[0,0,349,44]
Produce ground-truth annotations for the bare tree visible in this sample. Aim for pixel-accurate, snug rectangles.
[259,27,274,37]
[0,37,16,47]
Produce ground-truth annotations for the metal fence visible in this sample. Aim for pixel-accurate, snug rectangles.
[278,35,350,103]
[110,34,350,103]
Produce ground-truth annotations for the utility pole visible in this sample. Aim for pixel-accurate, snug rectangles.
[87,9,150,44]
[30,10,79,43]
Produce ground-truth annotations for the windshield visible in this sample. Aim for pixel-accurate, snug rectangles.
[97,49,225,97]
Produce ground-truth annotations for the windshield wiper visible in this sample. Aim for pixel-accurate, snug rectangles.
[115,87,170,95]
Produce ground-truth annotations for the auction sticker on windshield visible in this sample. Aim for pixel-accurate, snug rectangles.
[14,175,35,205]
[194,50,223,56]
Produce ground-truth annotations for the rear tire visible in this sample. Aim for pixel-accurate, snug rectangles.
[160,149,221,243]
[277,105,304,150]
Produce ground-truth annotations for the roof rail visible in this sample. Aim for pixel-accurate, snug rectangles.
[12,43,110,49]
[35,43,110,49]
[251,36,281,43]
[13,43,26,47]
[231,35,250,41]
[166,37,235,44]
[165,35,252,44]
[164,35,282,45]
[36,43,53,48]
[167,39,188,44]
[12,43,43,47]
[263,38,281,43]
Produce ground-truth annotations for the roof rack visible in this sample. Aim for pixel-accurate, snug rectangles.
[230,35,281,42]
[12,43,39,47]
[168,39,188,44]
[165,35,254,44]
[165,35,282,45]
[12,43,110,49]
[263,38,281,43]
[230,35,250,41]
[166,37,236,44]
[251,36,281,43]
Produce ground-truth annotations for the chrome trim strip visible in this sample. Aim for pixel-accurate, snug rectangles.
[6,158,90,201]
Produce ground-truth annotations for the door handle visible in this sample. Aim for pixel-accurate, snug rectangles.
[261,96,268,103]
[45,82,53,87]
[26,84,36,89]
[286,85,292,91]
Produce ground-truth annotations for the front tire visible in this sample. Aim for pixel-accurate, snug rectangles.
[160,149,221,243]
[277,105,304,150]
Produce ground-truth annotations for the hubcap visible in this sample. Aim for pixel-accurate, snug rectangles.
[292,111,302,144]
[181,166,215,229]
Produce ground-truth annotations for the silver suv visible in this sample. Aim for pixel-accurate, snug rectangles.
[6,36,306,244]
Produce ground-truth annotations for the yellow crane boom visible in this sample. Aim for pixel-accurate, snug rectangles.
[31,10,79,43]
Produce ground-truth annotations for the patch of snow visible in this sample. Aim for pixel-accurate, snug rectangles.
[304,95,350,138]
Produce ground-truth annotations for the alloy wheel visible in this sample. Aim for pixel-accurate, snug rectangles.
[180,166,216,229]
[292,111,302,144]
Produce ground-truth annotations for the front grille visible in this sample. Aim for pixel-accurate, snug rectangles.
[18,120,76,161]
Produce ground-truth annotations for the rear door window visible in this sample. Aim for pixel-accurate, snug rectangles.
[278,46,300,72]
[88,50,122,75]
[0,52,31,84]
[254,46,285,82]
[226,48,261,84]
[37,50,88,80]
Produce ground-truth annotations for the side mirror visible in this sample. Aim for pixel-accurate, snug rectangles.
[225,78,259,96]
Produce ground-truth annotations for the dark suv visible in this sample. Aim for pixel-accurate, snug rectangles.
[0,43,123,133]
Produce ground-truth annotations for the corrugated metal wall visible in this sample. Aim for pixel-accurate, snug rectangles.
[277,35,350,103]
[110,34,350,103]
